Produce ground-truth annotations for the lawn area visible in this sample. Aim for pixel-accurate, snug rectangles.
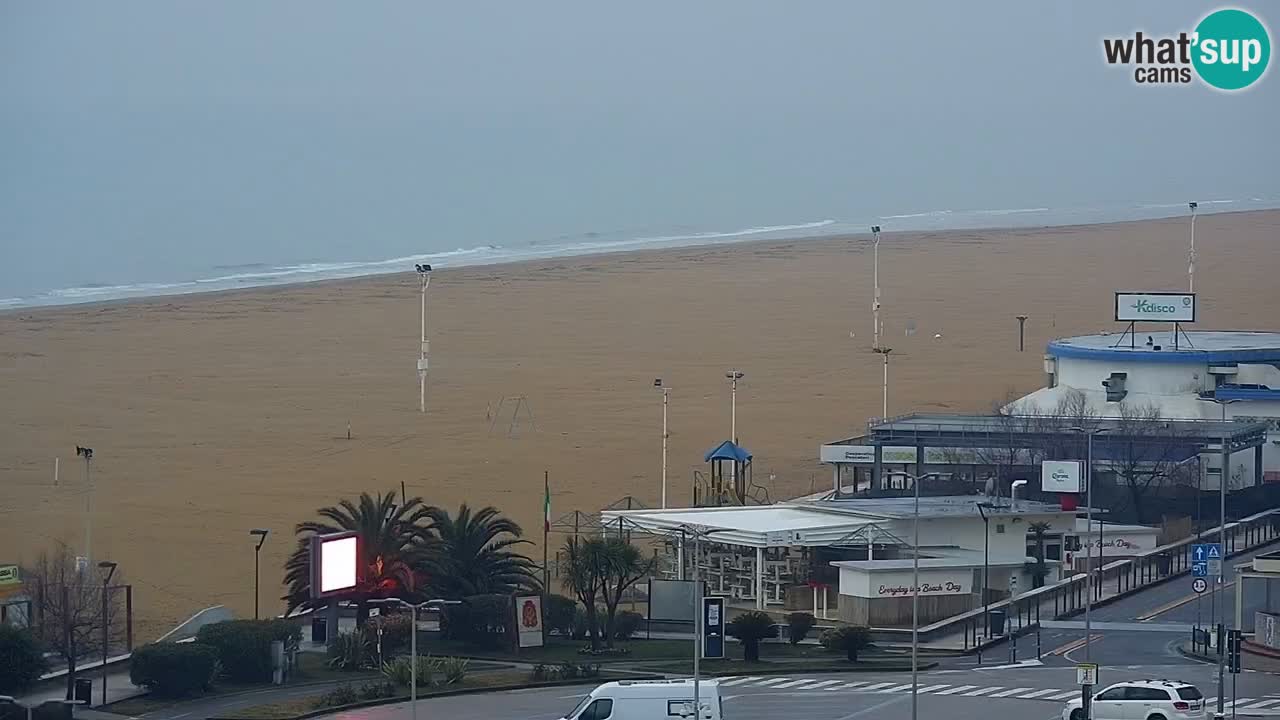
[413,636,835,664]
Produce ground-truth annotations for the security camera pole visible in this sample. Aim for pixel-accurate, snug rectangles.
[1188,201,1198,293]
[415,264,432,413]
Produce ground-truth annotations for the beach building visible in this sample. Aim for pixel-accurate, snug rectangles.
[0,563,31,628]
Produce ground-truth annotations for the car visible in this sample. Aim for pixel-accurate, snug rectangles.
[1062,679,1206,720]
[561,679,724,720]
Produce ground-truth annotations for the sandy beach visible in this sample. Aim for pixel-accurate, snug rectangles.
[3,210,1279,639]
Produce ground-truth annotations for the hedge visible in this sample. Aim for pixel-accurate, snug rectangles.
[195,619,301,683]
[130,643,219,697]
[0,625,47,695]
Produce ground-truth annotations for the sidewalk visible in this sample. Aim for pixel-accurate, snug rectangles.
[16,669,141,708]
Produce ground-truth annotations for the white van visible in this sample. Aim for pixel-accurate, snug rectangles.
[561,679,724,720]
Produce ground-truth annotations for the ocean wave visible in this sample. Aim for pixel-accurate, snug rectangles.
[879,210,952,220]
[972,207,1049,216]
[635,219,835,243]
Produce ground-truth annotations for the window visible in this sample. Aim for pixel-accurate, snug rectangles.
[579,699,613,720]
[668,701,692,717]
[1095,687,1128,702]
[1128,687,1171,701]
[1177,687,1204,701]
[1046,543,1062,561]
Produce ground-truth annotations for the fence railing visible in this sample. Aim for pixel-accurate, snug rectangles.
[871,507,1280,649]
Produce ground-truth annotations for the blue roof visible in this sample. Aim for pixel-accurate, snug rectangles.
[1047,331,1280,365]
[704,440,752,463]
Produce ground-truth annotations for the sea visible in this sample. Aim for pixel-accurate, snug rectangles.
[1,197,1274,311]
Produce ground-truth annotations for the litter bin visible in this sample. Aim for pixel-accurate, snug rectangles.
[73,678,93,705]
[988,609,1007,636]
[311,615,327,644]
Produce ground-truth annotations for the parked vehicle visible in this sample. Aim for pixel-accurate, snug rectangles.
[1062,679,1205,720]
[561,679,723,720]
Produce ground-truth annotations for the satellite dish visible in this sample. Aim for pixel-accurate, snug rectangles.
[934,333,943,340]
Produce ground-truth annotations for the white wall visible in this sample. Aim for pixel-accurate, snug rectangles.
[905,514,1069,563]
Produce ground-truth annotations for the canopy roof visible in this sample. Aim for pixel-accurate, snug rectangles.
[704,440,752,463]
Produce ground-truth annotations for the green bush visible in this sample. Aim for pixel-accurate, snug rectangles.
[381,656,434,688]
[443,594,511,647]
[819,625,872,661]
[725,611,778,662]
[195,619,301,683]
[358,681,396,700]
[612,611,643,640]
[571,607,606,641]
[130,642,219,698]
[785,612,817,645]
[545,594,577,637]
[327,630,372,671]
[364,613,413,655]
[313,684,359,709]
[0,625,48,694]
[437,656,469,685]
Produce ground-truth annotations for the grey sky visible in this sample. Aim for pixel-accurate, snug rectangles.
[1,1,1276,298]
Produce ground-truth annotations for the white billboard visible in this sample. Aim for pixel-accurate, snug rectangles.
[1041,460,1083,493]
[311,531,359,599]
[1114,292,1196,322]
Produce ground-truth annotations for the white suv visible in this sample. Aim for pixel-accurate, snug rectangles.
[1061,679,1206,720]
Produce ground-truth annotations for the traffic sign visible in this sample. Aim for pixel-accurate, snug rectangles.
[1192,543,1222,562]
[1077,663,1099,686]
[1192,578,1208,593]
[1228,629,1242,673]
[1208,558,1223,576]
[1192,562,1208,577]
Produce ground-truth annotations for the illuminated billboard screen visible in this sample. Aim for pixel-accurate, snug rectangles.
[311,531,359,599]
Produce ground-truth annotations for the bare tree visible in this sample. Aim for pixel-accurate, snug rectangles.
[1108,402,1196,524]
[28,543,126,700]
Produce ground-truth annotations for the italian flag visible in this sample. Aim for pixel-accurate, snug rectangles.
[544,472,551,533]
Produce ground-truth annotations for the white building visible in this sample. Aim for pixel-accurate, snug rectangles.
[1016,330,1280,488]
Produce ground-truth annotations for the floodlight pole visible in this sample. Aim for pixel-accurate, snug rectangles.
[725,370,744,496]
[1188,201,1198,294]
[871,225,882,351]
[417,267,432,413]
[76,446,94,569]
[873,348,892,418]
[98,561,117,706]
[662,385,670,509]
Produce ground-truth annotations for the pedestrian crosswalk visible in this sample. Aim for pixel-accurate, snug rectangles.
[715,679,1280,712]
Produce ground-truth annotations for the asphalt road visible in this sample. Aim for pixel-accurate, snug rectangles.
[321,664,1280,720]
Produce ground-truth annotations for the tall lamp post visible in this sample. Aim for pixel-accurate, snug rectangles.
[976,502,994,648]
[679,524,724,720]
[656,379,670,508]
[98,561,117,706]
[1067,425,1110,664]
[887,470,943,720]
[1188,201,1198,293]
[371,598,461,720]
[871,225,882,351]
[76,446,94,569]
[250,529,269,619]
[414,263,432,413]
[873,347,892,418]
[725,370,744,495]
[1199,395,1239,720]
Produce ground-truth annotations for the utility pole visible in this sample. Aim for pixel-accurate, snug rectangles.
[873,347,892,418]
[656,380,670,508]
[76,446,94,569]
[415,264,432,413]
[871,225,882,351]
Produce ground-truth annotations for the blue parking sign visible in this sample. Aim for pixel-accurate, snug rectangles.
[1192,561,1208,577]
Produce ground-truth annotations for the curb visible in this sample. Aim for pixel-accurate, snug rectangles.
[633,662,936,676]
[209,676,651,720]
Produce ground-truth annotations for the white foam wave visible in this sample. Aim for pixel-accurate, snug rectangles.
[636,219,835,243]
[973,207,1049,216]
[880,210,952,220]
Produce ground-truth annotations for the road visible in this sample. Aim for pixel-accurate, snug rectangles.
[320,664,1280,720]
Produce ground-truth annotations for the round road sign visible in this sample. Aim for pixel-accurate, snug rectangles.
[1193,578,1208,594]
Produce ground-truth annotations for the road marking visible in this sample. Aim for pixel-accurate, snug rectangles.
[1017,689,1063,699]
[960,686,1005,696]
[718,676,760,686]
[988,687,1034,698]
[826,681,870,690]
[879,684,916,693]
[1136,581,1236,621]
[773,678,822,688]
[1226,698,1255,708]
[834,694,910,720]
[1242,699,1280,709]
[933,685,978,695]
[1046,690,1081,700]
[858,682,897,691]
[802,680,844,690]
[754,677,789,686]
[916,685,951,694]
[1049,634,1100,656]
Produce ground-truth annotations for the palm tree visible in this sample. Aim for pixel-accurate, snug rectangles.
[424,504,539,598]
[283,490,435,622]
[597,539,654,649]
[561,537,605,652]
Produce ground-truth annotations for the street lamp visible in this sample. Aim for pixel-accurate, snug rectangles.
[250,530,269,619]
[1198,394,1239,719]
[1067,425,1110,664]
[76,446,94,569]
[725,370,745,495]
[976,502,995,652]
[872,347,892,418]
[679,524,725,720]
[414,263,432,413]
[871,225,882,351]
[656,379,670,509]
[370,598,461,720]
[887,470,944,720]
[97,561,117,706]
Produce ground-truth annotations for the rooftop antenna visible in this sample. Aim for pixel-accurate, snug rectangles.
[1187,201,1198,293]
[871,225,883,350]
[415,263,432,413]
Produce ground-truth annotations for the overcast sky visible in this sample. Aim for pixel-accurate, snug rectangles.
[2,1,1276,296]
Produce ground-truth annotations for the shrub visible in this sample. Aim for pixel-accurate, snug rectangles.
[0,626,48,694]
[571,607,606,641]
[531,663,550,681]
[444,594,511,647]
[579,662,601,678]
[612,611,643,640]
[786,612,817,645]
[820,625,872,662]
[437,656,469,685]
[327,631,372,671]
[364,613,414,656]
[129,642,219,698]
[725,611,778,663]
[358,681,396,700]
[556,661,580,679]
[381,656,434,687]
[313,684,359,709]
[545,594,577,637]
[195,619,301,682]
